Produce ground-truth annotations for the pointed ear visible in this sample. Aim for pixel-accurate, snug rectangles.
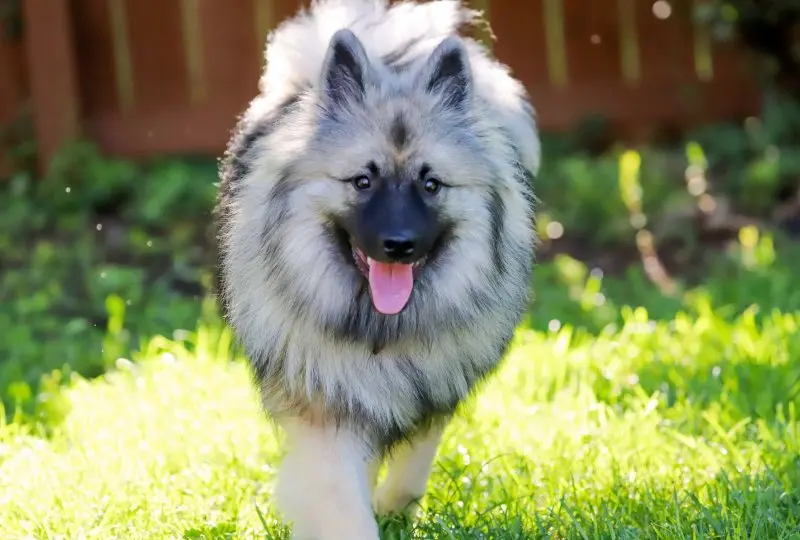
[319,29,372,112]
[419,36,473,110]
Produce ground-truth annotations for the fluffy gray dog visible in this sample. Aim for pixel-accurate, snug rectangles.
[214,0,540,537]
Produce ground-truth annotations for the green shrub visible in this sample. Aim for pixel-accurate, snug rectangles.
[0,143,218,410]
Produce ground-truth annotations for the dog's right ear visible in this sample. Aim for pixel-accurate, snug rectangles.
[418,35,472,111]
[319,29,372,113]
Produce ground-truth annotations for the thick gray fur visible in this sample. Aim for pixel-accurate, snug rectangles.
[214,0,539,461]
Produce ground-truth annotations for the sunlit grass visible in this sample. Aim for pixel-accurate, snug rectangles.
[1,287,798,539]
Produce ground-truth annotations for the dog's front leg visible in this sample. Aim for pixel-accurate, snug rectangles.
[373,418,447,516]
[274,418,380,540]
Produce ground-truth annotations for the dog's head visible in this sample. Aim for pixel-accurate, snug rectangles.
[286,29,511,317]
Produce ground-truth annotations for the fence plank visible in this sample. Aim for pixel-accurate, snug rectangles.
[72,0,120,116]
[124,0,188,112]
[542,0,568,87]
[197,0,261,104]
[180,0,207,105]
[0,36,28,175]
[254,0,274,57]
[108,0,135,112]
[617,0,641,84]
[635,0,696,85]
[490,0,550,96]
[23,0,81,170]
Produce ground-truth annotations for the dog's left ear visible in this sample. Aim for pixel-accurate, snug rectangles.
[319,28,372,113]
[419,36,473,110]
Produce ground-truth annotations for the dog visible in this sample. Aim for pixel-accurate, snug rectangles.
[213,0,540,537]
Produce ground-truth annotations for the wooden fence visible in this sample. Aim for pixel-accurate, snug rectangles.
[6,0,761,170]
[0,26,27,174]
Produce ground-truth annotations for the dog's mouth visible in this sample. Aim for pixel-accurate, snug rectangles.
[350,244,426,316]
[332,225,428,316]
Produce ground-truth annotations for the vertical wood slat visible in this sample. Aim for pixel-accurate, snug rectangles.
[564,4,622,87]
[254,0,273,58]
[617,0,641,84]
[487,0,549,104]
[71,0,122,114]
[0,41,26,123]
[23,0,82,171]
[692,9,714,81]
[180,0,207,104]
[635,1,696,86]
[0,38,27,175]
[195,1,262,103]
[542,0,567,88]
[124,1,189,113]
[108,0,135,112]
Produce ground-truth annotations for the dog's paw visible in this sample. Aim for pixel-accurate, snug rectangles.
[372,484,423,517]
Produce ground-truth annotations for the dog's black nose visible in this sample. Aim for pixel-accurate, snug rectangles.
[382,234,417,261]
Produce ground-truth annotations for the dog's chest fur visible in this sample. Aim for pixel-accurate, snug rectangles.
[245,298,518,450]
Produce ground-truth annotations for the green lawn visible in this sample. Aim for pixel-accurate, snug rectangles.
[2,252,799,539]
[2,141,800,538]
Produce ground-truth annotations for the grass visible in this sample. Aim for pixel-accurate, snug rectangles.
[2,247,800,539]
[1,133,799,538]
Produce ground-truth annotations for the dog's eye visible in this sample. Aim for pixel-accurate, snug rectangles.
[352,175,371,190]
[423,177,441,194]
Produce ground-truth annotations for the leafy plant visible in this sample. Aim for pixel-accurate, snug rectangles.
[0,143,218,412]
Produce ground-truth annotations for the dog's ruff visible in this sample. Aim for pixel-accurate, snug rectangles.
[213,0,540,538]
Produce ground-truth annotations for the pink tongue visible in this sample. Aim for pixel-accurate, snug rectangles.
[367,258,414,315]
